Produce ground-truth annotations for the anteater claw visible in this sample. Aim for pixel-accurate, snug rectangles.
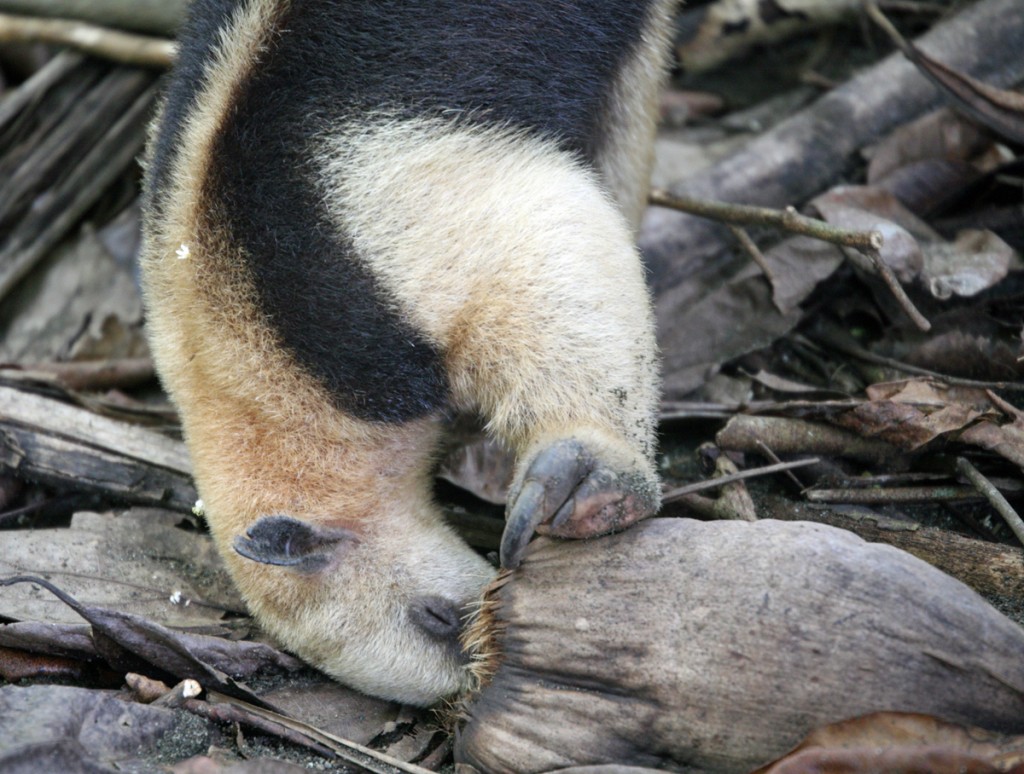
[499,438,657,569]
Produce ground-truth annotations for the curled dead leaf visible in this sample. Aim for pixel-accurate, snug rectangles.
[754,711,1024,774]
[922,229,1018,299]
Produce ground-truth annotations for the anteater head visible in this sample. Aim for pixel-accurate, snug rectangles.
[230,512,496,705]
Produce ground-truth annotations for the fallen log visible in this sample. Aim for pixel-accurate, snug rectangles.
[455,518,1024,772]
[0,385,195,510]
[761,496,1024,600]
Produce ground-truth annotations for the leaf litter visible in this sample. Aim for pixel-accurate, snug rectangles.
[2,1,1024,771]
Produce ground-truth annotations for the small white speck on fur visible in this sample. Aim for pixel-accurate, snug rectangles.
[176,243,191,260]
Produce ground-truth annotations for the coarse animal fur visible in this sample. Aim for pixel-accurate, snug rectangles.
[141,0,675,705]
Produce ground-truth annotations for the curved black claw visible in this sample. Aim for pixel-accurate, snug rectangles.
[500,480,548,570]
[499,438,659,570]
[500,440,592,570]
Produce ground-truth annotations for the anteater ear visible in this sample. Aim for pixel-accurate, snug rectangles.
[233,515,359,574]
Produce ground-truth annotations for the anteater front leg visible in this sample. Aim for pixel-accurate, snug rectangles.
[443,257,661,569]
[317,119,661,569]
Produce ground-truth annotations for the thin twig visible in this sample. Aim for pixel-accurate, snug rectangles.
[0,1,187,36]
[151,678,203,708]
[754,440,806,490]
[842,245,931,331]
[0,13,175,67]
[649,188,931,331]
[180,697,340,761]
[0,358,156,391]
[864,0,918,59]
[662,458,819,503]
[202,691,435,774]
[955,457,1024,547]
[649,188,884,252]
[986,390,1024,417]
[805,485,984,504]
[729,225,775,283]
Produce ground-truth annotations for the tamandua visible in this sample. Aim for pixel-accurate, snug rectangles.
[141,0,675,705]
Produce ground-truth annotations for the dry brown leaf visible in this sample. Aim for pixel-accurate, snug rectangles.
[809,187,930,282]
[658,270,803,398]
[866,379,948,405]
[0,575,283,708]
[867,108,992,184]
[865,379,995,410]
[961,416,1024,471]
[811,185,941,240]
[758,235,845,314]
[835,399,980,451]
[0,232,148,363]
[887,25,1024,145]
[921,229,1018,299]
[893,327,1023,383]
[753,711,1024,774]
[876,159,981,216]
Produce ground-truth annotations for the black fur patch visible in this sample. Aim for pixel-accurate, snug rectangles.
[206,125,450,422]
[145,0,246,221]
[253,0,650,161]
[151,0,653,422]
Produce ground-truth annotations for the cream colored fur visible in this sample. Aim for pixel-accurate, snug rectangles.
[141,0,494,705]
[317,118,660,484]
[595,0,678,232]
[142,0,671,706]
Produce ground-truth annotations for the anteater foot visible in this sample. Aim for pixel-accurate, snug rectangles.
[499,438,658,569]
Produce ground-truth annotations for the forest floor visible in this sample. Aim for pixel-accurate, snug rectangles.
[0,0,1022,771]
